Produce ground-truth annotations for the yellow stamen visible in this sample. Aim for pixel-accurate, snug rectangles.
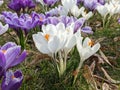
[44,34,50,41]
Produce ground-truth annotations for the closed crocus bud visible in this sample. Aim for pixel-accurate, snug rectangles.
[1,70,23,90]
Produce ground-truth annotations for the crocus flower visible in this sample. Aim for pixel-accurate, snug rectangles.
[31,12,47,26]
[46,16,92,34]
[32,23,67,56]
[83,0,105,10]
[1,11,20,29]
[0,42,26,78]
[2,11,40,33]
[76,35,100,72]
[96,5,108,17]
[45,6,60,17]
[33,22,81,76]
[18,13,39,32]
[1,70,23,90]
[0,0,4,6]
[70,5,82,17]
[8,0,35,13]
[74,18,93,34]
[73,31,100,83]
[61,0,77,11]
[0,22,9,35]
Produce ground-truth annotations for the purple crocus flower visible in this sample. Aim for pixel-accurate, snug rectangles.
[43,0,58,6]
[0,42,26,78]
[74,18,86,33]
[83,0,105,10]
[18,13,38,32]
[45,6,59,17]
[1,11,20,29]
[46,16,59,25]
[2,11,40,33]
[74,18,93,34]
[8,0,35,13]
[60,16,76,27]
[1,70,23,90]
[31,12,47,26]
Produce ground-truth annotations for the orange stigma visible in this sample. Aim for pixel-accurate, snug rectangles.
[44,34,50,41]
[2,50,6,53]
[88,40,94,46]
[11,75,15,79]
[40,17,43,21]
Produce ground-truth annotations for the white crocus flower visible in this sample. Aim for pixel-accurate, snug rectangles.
[96,5,108,17]
[0,22,9,35]
[71,5,81,17]
[73,34,100,83]
[33,23,66,56]
[82,11,93,20]
[33,22,79,76]
[76,36,100,71]
[61,0,77,14]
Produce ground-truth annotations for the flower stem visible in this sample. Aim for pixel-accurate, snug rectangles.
[73,60,84,84]
[19,30,26,50]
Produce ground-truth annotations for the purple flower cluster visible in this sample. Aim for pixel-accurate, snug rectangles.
[2,11,47,33]
[2,11,93,34]
[0,42,26,90]
[46,16,93,34]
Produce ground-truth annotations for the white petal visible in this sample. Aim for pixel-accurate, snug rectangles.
[91,43,101,53]
[0,23,9,35]
[64,35,76,53]
[56,22,65,33]
[48,36,60,53]
[83,37,91,47]
[43,24,57,35]
[71,5,80,17]
[32,32,47,45]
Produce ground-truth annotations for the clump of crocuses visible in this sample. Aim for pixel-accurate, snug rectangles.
[0,42,26,89]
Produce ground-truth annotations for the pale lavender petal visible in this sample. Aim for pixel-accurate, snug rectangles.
[81,26,93,34]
